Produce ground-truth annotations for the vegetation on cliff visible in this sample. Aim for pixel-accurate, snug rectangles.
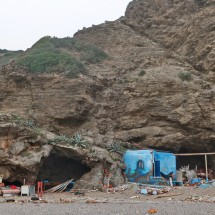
[16,36,108,78]
[0,49,23,68]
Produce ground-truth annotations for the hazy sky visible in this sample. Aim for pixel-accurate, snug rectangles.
[1,0,131,50]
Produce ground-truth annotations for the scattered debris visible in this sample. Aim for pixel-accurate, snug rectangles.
[133,183,173,195]
[156,193,183,199]
[0,183,21,197]
[45,179,74,193]
[130,196,139,199]
[74,191,86,196]
[85,199,98,204]
[148,209,157,214]
[187,194,215,203]
[59,198,74,203]
[31,196,39,201]
[5,198,15,202]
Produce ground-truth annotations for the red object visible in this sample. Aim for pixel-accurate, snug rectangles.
[37,182,43,197]
[10,185,17,189]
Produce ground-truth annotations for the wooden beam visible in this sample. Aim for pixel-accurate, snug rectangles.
[175,152,215,156]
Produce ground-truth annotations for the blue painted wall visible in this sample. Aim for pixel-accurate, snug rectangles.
[123,150,176,183]
[124,150,153,182]
[154,151,176,177]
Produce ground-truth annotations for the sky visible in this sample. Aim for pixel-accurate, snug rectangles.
[0,0,131,51]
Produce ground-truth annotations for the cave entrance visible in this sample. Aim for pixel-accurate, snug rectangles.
[37,151,91,188]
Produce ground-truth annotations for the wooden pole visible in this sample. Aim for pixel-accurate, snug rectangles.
[205,154,208,182]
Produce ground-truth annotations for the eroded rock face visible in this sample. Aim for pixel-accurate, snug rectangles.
[0,114,53,183]
[0,114,124,186]
[0,0,214,185]
[123,0,215,72]
[73,164,104,190]
[74,0,215,154]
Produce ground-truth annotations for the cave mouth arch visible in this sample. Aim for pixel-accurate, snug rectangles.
[37,150,91,184]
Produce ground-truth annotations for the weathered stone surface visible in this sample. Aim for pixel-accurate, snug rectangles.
[0,0,214,186]
[74,164,104,190]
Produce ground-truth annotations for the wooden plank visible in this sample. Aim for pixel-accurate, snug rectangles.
[156,193,183,199]
[175,152,215,156]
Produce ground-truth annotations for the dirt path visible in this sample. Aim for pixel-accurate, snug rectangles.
[0,201,214,215]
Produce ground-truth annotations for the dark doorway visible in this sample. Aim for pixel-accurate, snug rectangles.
[154,160,161,177]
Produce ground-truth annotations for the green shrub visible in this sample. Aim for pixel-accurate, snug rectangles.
[51,133,89,148]
[51,135,71,145]
[11,114,35,128]
[138,70,146,76]
[71,133,89,148]
[178,72,192,81]
[0,50,22,68]
[16,36,108,77]
[80,45,108,64]
[17,50,86,76]
[52,37,108,63]
[108,142,126,155]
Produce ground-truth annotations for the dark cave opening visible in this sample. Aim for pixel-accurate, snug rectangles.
[37,152,91,184]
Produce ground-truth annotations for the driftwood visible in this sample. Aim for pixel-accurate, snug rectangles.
[156,193,183,198]
[70,189,87,192]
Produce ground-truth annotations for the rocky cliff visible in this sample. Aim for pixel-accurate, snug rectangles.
[0,0,214,187]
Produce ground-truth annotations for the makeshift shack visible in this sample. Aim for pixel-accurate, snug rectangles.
[175,152,215,182]
[123,150,176,185]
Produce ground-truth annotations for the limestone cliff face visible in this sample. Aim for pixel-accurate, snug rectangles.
[0,0,214,184]
[0,114,52,183]
[124,0,215,72]
[74,0,215,153]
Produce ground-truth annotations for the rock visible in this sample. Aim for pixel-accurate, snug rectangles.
[9,141,27,155]
[5,198,15,202]
[73,164,104,190]
[109,167,125,187]
[0,0,214,188]
[31,196,39,201]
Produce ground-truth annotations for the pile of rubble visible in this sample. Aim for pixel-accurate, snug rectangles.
[180,165,215,185]
[105,183,173,196]
[187,195,215,203]
[134,184,173,196]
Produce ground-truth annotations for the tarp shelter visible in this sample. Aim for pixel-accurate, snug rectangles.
[123,150,176,184]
